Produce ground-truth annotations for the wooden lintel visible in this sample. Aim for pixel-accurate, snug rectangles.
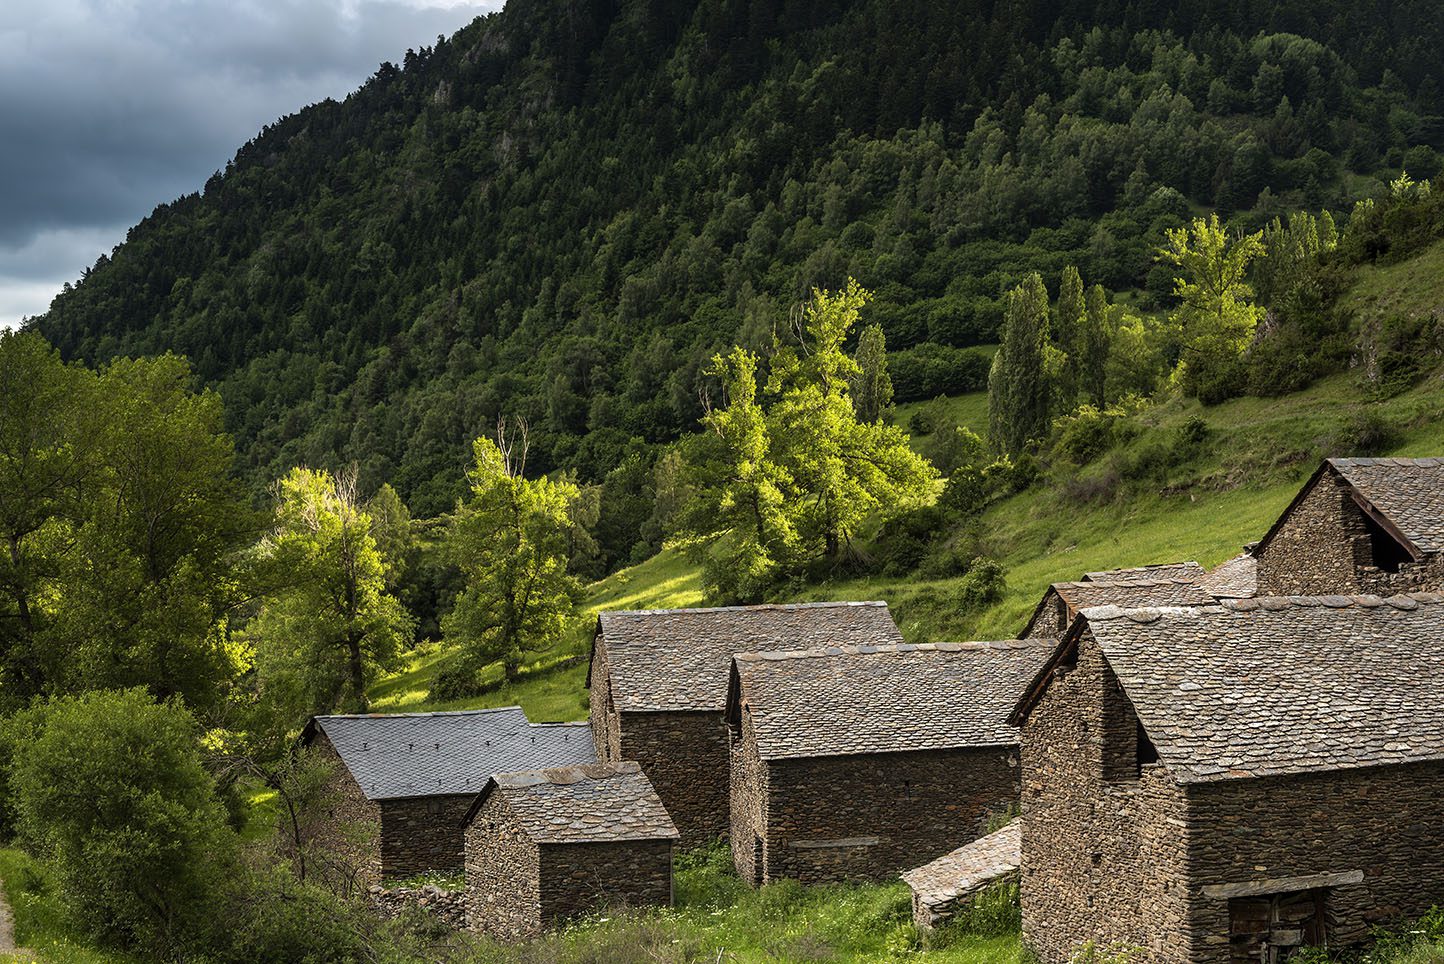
[1201,869,1364,900]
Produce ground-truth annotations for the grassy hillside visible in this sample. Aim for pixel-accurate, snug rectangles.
[376,240,1444,719]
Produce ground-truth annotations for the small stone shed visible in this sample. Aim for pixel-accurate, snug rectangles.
[462,761,678,941]
[902,819,1021,930]
[1019,577,1217,639]
[587,601,904,846]
[725,640,1048,886]
[303,707,596,882]
[1082,561,1206,582]
[1009,593,1444,964]
[1256,457,1444,595]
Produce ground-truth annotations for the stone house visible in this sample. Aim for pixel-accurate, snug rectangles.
[726,639,1048,886]
[462,761,678,941]
[587,601,904,846]
[303,707,596,882]
[1008,593,1444,963]
[1256,457,1444,595]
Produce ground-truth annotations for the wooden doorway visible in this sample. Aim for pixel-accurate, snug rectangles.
[1229,889,1330,962]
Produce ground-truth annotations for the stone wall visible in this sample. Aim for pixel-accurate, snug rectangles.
[1257,468,1444,596]
[589,635,622,764]
[618,710,730,848]
[465,793,542,941]
[1019,633,1192,964]
[538,840,675,926]
[1025,592,1069,640]
[729,705,769,885]
[1183,759,1444,962]
[379,794,474,880]
[750,747,1018,887]
[310,733,383,888]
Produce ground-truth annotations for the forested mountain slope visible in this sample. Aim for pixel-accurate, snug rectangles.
[35,0,1444,527]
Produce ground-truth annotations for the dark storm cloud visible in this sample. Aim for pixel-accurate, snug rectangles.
[0,0,501,324]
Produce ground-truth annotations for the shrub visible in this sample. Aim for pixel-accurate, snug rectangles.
[10,688,233,955]
[957,557,1006,610]
[874,506,947,577]
[908,409,936,435]
[939,465,988,517]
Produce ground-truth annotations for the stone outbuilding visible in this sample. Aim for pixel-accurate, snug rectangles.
[1256,457,1444,596]
[726,639,1048,886]
[1009,593,1444,964]
[587,601,904,846]
[1082,561,1206,583]
[302,707,596,882]
[902,819,1021,930]
[462,761,678,941]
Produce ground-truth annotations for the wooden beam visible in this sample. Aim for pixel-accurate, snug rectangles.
[1201,870,1364,899]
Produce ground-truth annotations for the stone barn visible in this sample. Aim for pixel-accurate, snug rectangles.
[1008,593,1444,964]
[302,707,596,882]
[462,761,678,941]
[1255,457,1444,595]
[587,601,904,846]
[1019,577,1217,640]
[725,639,1049,886]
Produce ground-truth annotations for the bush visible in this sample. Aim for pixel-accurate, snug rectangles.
[957,558,1006,610]
[889,344,992,401]
[874,506,947,577]
[10,688,233,955]
[939,465,988,517]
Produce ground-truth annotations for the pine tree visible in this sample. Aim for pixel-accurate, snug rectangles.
[849,323,895,424]
[988,273,1054,455]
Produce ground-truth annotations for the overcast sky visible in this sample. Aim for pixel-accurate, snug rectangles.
[0,0,503,328]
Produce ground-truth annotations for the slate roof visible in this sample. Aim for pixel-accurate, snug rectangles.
[1019,578,1218,638]
[727,640,1052,760]
[592,601,904,713]
[1082,561,1205,582]
[1198,553,1257,599]
[901,820,1021,923]
[1012,594,1444,783]
[304,708,597,800]
[465,761,679,844]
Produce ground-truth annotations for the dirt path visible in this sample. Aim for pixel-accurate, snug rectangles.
[0,884,30,959]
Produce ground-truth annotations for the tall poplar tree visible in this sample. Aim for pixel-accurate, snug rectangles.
[988,273,1054,455]
[1054,265,1086,404]
[1082,284,1112,407]
[850,323,895,424]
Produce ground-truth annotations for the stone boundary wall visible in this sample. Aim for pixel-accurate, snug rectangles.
[1020,633,1192,964]
[758,746,1019,886]
[537,840,675,926]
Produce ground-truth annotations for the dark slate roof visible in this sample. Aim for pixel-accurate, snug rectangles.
[466,761,679,843]
[593,601,904,713]
[1082,561,1205,582]
[1329,458,1444,554]
[305,708,597,800]
[1197,553,1257,599]
[1018,594,1444,783]
[1019,578,1218,638]
[727,640,1052,760]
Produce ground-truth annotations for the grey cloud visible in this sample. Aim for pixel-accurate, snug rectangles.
[0,0,502,325]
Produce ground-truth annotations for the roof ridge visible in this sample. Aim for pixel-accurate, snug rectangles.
[1057,577,1199,589]
[492,760,642,788]
[601,600,888,617]
[1081,592,1444,623]
[1329,456,1444,467]
[735,639,1050,663]
[313,705,527,722]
